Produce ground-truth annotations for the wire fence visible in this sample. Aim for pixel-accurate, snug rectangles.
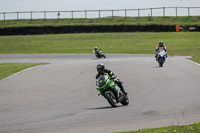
[0,7,200,21]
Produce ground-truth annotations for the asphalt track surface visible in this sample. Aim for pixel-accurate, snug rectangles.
[0,54,200,133]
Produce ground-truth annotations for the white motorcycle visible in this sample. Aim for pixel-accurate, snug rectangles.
[157,50,167,67]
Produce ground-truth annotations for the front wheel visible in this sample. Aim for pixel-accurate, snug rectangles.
[103,55,106,58]
[158,58,164,67]
[159,62,163,67]
[105,92,117,107]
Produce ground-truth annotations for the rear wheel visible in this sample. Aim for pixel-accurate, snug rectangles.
[121,96,129,106]
[105,92,117,107]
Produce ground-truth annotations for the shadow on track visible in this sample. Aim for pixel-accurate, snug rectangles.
[85,105,123,110]
[152,66,161,68]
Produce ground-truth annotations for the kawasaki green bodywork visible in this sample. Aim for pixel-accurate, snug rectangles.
[96,75,117,96]
[96,75,129,107]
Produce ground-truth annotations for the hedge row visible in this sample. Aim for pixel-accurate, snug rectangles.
[0,25,199,35]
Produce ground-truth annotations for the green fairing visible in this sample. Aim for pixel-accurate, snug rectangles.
[96,75,115,96]
[105,91,110,94]
[96,75,129,107]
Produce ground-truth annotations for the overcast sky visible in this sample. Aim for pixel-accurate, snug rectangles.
[0,0,200,12]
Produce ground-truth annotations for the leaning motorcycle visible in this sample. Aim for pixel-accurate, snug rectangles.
[93,50,106,58]
[96,75,129,107]
[157,50,167,67]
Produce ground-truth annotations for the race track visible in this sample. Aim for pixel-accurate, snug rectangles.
[0,54,200,133]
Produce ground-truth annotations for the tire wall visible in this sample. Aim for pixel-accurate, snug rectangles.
[0,25,199,35]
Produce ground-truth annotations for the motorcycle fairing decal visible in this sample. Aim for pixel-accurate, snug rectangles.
[105,91,110,94]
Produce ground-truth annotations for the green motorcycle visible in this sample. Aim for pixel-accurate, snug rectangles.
[96,75,129,107]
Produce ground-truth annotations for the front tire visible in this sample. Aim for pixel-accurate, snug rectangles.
[158,58,164,67]
[159,62,163,67]
[105,92,117,107]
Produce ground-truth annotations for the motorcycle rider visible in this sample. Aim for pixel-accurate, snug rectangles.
[96,64,127,96]
[94,47,100,53]
[155,41,168,61]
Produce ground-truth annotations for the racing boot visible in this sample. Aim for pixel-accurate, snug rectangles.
[155,54,158,61]
[115,79,127,96]
[120,86,127,96]
[118,83,127,96]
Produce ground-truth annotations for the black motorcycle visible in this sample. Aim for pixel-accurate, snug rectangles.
[93,49,106,58]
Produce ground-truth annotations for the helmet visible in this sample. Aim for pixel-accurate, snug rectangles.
[97,64,105,74]
[94,47,98,50]
[159,41,163,47]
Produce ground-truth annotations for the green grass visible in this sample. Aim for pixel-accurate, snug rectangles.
[0,32,200,63]
[0,63,48,80]
[0,16,200,28]
[116,122,200,133]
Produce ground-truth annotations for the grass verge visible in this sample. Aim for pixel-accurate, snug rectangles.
[0,16,200,28]
[116,122,200,133]
[0,63,48,80]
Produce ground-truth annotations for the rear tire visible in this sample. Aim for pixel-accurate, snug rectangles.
[105,92,117,107]
[121,96,129,106]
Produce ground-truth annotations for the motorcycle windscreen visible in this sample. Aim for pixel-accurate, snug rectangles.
[158,50,166,57]
[97,75,109,88]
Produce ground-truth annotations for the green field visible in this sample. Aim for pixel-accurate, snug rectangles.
[116,122,200,133]
[0,63,48,80]
[0,16,200,28]
[0,32,200,63]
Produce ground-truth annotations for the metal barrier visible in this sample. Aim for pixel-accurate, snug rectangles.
[0,7,200,20]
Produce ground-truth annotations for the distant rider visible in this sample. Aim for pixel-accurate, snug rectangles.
[155,41,168,61]
[94,47,100,53]
[96,64,127,96]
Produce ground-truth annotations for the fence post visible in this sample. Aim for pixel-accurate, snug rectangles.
[163,7,165,17]
[85,10,87,19]
[71,11,73,20]
[138,9,140,17]
[125,9,127,18]
[99,10,101,19]
[44,11,46,20]
[176,7,178,17]
[57,11,60,19]
[188,7,190,17]
[151,8,152,17]
[112,10,114,19]
[17,12,19,20]
[3,12,5,21]
[31,12,33,20]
